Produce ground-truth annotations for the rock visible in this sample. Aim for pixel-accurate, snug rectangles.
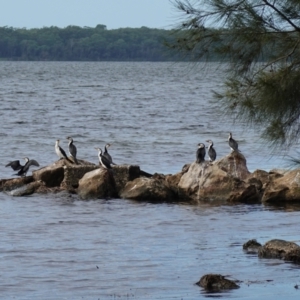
[61,164,98,190]
[216,151,250,180]
[7,181,43,197]
[262,169,300,203]
[258,239,300,263]
[243,239,262,253]
[165,171,184,195]
[0,176,34,192]
[33,160,65,187]
[178,152,259,203]
[112,165,141,194]
[77,168,117,199]
[120,175,177,202]
[196,274,239,291]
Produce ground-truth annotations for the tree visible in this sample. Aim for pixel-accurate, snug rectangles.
[170,0,300,147]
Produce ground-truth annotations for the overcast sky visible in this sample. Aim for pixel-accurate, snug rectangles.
[0,0,179,30]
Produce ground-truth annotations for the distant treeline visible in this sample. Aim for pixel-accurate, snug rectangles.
[0,24,181,61]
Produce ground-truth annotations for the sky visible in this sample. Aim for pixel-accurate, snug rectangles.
[0,0,180,30]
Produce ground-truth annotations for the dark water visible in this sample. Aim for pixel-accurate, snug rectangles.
[0,61,299,299]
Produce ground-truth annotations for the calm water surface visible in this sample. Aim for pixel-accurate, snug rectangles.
[0,62,299,299]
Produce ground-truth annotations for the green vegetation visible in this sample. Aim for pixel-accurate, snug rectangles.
[170,0,300,147]
[0,24,176,61]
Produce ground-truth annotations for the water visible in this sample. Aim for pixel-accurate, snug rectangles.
[0,61,299,299]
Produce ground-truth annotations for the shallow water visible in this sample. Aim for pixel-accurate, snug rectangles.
[0,62,300,299]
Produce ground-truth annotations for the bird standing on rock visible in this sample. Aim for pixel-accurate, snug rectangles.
[95,147,112,169]
[67,136,78,164]
[206,140,217,162]
[228,132,239,152]
[103,143,115,165]
[55,139,72,163]
[196,143,206,163]
[6,157,40,177]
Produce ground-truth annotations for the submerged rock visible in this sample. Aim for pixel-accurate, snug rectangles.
[196,274,239,291]
[258,239,300,263]
[243,239,262,253]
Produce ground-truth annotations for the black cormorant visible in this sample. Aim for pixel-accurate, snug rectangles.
[6,157,40,176]
[228,132,239,152]
[206,140,217,162]
[103,143,116,165]
[95,147,112,169]
[196,143,206,163]
[67,137,78,164]
[55,139,72,162]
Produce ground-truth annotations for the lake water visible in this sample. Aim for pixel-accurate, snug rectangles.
[0,61,299,299]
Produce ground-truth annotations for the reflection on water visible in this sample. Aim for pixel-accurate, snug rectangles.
[0,62,299,299]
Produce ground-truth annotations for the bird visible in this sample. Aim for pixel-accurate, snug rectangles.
[95,147,112,169]
[6,157,40,177]
[67,136,78,164]
[206,140,217,162]
[55,139,72,163]
[228,132,239,152]
[103,143,116,165]
[196,143,206,163]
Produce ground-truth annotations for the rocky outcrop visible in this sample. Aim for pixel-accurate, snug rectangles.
[178,152,259,203]
[196,274,239,291]
[3,151,300,203]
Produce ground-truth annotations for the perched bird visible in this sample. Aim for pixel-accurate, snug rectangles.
[196,143,206,163]
[103,143,116,165]
[67,136,78,164]
[6,157,40,177]
[206,140,217,162]
[228,132,239,152]
[95,147,112,169]
[55,139,72,162]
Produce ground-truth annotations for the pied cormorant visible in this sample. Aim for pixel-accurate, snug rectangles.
[95,147,112,169]
[103,143,116,165]
[67,137,78,164]
[196,143,206,163]
[55,139,72,163]
[206,140,217,162]
[228,132,239,152]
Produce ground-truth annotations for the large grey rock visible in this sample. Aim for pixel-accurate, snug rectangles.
[77,168,117,199]
[120,175,177,202]
[262,169,300,203]
[178,152,258,203]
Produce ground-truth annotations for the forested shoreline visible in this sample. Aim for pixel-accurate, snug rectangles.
[0,25,179,61]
